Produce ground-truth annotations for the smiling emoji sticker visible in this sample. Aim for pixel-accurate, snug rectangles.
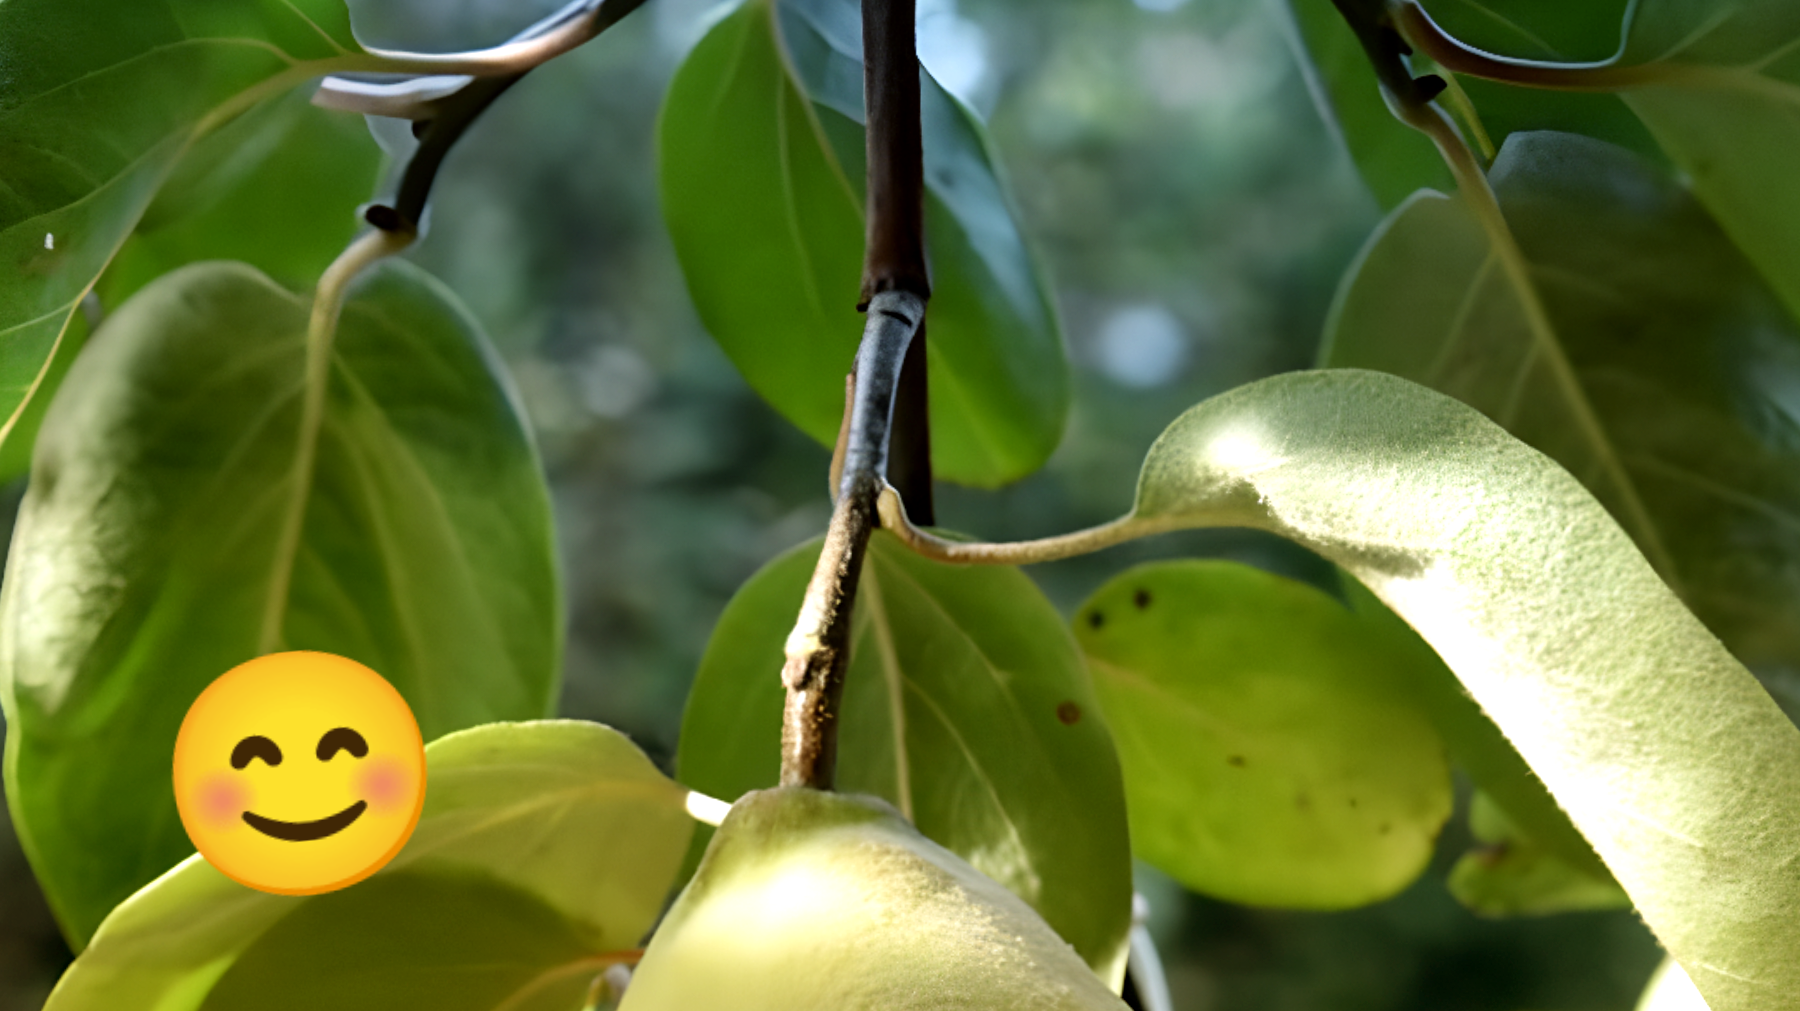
[173,651,426,895]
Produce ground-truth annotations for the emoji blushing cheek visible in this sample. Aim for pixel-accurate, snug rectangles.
[358,757,412,814]
[197,774,250,829]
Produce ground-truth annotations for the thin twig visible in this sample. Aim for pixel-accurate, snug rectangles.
[875,484,1178,566]
[780,292,924,788]
[314,0,652,116]
[1390,1,1662,91]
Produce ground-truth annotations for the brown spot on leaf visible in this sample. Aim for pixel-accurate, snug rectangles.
[1087,610,1105,629]
[1056,701,1082,725]
[1296,793,1312,811]
[1379,823,1392,835]
[1133,588,1152,609]
[1226,755,1246,768]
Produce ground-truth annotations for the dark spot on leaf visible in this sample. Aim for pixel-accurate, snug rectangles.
[1296,793,1311,811]
[1087,610,1105,629]
[1057,701,1081,725]
[1379,823,1392,835]
[1133,588,1152,609]
[1226,755,1246,768]
[1348,797,1358,808]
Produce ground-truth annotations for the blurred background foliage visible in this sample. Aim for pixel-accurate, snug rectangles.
[0,0,1661,1006]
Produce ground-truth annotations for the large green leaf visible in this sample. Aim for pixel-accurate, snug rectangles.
[1398,2,1800,321]
[1281,0,1454,208]
[0,0,385,465]
[0,260,561,945]
[678,533,1132,985]
[1073,560,1452,909]
[1113,368,1800,1009]
[0,88,384,486]
[1337,575,1604,877]
[44,721,693,1011]
[1323,130,1800,703]
[100,86,385,306]
[657,0,1069,487]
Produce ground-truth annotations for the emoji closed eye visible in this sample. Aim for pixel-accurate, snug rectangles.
[316,727,368,761]
[230,735,282,769]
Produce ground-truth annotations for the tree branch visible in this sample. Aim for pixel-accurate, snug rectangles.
[861,0,935,523]
[859,0,930,304]
[777,0,938,789]
[780,292,924,788]
[314,0,652,115]
[1387,1,1662,92]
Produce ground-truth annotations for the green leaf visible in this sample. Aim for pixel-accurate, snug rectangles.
[0,0,379,465]
[1612,1,1800,322]
[0,88,384,481]
[1124,368,1800,1009]
[1323,130,1800,701]
[100,86,385,306]
[678,532,1132,985]
[0,260,561,945]
[1339,576,1607,878]
[1073,560,1452,909]
[43,721,693,1011]
[201,873,603,1011]
[0,306,91,484]
[1447,790,1629,917]
[1281,0,1453,208]
[656,0,1069,487]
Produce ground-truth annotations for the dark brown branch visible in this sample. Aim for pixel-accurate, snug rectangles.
[859,0,930,303]
[860,0,934,521]
[1390,2,1659,92]
[885,319,933,524]
[781,292,924,788]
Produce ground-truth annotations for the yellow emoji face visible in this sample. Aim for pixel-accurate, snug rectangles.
[172,652,426,895]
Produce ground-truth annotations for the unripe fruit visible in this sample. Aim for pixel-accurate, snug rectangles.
[620,788,1129,1010]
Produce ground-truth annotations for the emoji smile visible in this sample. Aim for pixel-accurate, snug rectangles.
[242,800,367,841]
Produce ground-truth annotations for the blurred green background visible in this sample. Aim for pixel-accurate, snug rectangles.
[0,0,1661,1006]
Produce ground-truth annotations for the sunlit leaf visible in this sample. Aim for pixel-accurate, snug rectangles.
[0,261,560,945]
[1120,368,1800,1009]
[1339,576,1606,877]
[1637,959,1711,1011]
[1447,790,1629,917]
[44,721,692,1010]
[1281,0,1453,207]
[656,0,1069,487]
[1323,131,1800,709]
[1073,560,1451,909]
[677,533,1131,984]
[0,0,383,464]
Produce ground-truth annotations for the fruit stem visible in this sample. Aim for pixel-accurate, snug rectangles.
[781,293,923,788]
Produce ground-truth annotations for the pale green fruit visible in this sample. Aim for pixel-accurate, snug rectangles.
[620,788,1128,1010]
